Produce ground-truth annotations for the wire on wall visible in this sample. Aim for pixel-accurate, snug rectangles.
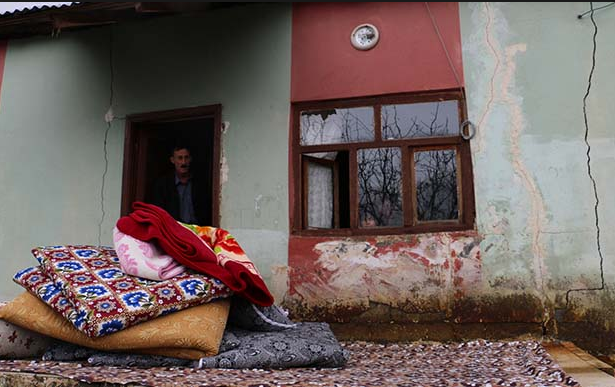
[578,1,614,18]
[565,2,606,308]
[424,2,464,98]
[424,2,475,140]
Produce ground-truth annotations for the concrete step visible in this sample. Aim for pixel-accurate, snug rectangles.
[545,341,615,387]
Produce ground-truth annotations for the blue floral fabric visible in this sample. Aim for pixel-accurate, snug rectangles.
[14,245,232,337]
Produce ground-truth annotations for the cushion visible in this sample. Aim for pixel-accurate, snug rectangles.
[0,292,230,360]
[16,245,231,337]
[113,227,186,281]
[0,315,55,359]
[228,296,296,332]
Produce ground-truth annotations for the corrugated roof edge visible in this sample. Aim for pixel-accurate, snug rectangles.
[0,2,79,17]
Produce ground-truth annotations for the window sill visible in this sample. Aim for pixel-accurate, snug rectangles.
[291,222,475,237]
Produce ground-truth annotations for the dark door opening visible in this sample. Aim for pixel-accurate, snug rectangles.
[121,105,221,226]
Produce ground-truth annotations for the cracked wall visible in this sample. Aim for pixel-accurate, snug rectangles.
[1,2,613,352]
[459,2,615,350]
[286,3,614,352]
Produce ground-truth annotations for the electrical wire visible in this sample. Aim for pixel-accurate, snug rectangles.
[565,2,605,308]
[424,2,476,139]
[578,1,614,18]
[424,2,465,100]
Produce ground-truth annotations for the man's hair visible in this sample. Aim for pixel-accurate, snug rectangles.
[170,141,191,156]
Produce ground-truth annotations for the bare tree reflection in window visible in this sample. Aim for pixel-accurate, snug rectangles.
[300,107,374,145]
[414,149,458,221]
[382,100,458,140]
[358,147,403,227]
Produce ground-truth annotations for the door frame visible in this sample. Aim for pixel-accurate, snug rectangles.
[121,104,222,225]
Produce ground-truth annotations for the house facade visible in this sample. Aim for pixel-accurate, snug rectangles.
[0,2,613,353]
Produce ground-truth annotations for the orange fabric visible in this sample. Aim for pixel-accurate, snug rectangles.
[0,292,230,360]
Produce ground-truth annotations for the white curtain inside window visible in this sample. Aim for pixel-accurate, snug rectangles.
[307,162,334,229]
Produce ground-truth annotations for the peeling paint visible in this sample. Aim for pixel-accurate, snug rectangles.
[502,42,549,294]
[220,153,229,185]
[270,264,289,304]
[473,2,502,156]
[483,204,510,235]
[287,232,481,321]
[254,194,263,216]
[253,193,281,219]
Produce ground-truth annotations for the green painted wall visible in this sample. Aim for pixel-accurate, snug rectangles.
[0,3,291,300]
[0,31,117,300]
[459,2,614,329]
[1,2,613,349]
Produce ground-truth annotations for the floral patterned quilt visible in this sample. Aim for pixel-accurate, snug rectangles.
[13,245,232,337]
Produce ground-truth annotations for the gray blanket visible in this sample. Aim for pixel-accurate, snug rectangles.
[45,322,348,369]
[198,322,348,369]
[43,302,349,369]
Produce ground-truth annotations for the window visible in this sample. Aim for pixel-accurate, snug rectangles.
[292,91,475,236]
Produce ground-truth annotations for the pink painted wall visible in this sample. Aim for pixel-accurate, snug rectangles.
[0,41,7,109]
[286,4,488,323]
[291,2,464,102]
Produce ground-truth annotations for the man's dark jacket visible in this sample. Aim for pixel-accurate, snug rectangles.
[149,173,210,225]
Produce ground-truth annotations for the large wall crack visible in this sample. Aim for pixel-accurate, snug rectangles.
[474,2,500,155]
[564,2,605,308]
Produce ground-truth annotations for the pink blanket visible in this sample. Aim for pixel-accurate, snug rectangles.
[113,227,186,281]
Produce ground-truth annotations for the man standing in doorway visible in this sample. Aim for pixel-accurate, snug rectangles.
[151,144,209,225]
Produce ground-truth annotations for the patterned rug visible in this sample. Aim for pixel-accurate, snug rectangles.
[0,340,580,387]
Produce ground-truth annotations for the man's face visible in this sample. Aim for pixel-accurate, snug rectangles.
[170,148,191,176]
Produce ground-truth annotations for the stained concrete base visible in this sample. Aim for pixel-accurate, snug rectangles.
[330,321,544,342]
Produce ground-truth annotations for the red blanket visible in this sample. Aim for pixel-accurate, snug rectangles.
[116,202,274,306]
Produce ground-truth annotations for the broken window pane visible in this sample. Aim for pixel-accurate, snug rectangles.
[300,107,374,145]
[414,149,459,221]
[382,100,459,140]
[358,147,403,227]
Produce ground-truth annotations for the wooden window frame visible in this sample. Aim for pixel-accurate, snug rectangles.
[291,90,475,236]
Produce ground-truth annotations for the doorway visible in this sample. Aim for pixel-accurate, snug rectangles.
[121,105,221,226]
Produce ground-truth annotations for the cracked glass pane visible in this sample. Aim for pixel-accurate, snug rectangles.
[300,107,374,145]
